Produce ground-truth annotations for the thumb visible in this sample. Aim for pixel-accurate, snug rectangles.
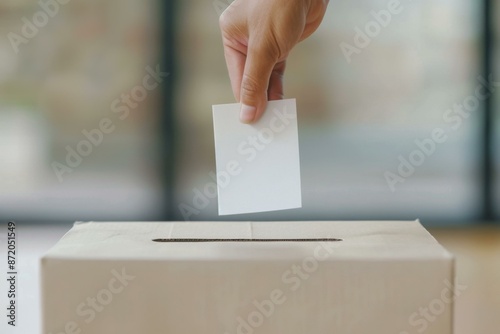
[239,45,277,123]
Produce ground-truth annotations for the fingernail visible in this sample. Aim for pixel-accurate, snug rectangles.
[240,104,256,123]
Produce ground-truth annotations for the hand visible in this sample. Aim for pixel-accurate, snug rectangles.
[219,0,329,123]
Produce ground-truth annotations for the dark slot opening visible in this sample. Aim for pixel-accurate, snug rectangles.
[152,238,342,242]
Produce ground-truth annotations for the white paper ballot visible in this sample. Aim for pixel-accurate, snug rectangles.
[212,99,302,215]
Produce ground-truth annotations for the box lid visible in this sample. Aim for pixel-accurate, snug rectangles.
[42,220,453,261]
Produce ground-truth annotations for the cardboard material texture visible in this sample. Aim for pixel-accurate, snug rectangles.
[41,220,455,334]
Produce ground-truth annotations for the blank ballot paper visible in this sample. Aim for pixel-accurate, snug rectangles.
[212,99,302,215]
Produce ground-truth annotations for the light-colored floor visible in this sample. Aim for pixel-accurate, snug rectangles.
[1,224,498,334]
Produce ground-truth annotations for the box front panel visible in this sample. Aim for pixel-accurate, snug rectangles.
[42,256,453,334]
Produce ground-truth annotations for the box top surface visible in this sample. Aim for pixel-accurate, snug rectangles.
[42,221,452,261]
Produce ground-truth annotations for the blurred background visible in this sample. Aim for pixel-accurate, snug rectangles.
[0,0,499,224]
[0,1,499,333]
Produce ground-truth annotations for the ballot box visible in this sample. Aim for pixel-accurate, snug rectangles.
[41,220,455,334]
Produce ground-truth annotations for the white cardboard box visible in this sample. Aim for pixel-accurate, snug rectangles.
[41,220,455,334]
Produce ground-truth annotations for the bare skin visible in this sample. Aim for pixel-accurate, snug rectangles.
[219,0,329,123]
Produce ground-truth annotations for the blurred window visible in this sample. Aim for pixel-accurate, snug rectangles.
[174,0,485,225]
[0,0,498,224]
[0,0,164,221]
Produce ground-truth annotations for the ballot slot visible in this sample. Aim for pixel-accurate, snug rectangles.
[152,238,343,242]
